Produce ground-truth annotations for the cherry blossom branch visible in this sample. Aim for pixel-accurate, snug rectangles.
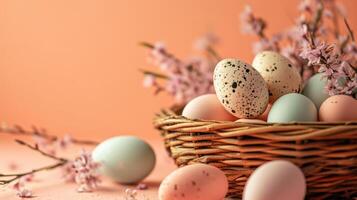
[0,140,69,185]
[0,124,98,146]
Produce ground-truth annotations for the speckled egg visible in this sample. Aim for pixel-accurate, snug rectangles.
[92,136,156,184]
[159,164,228,200]
[268,93,317,123]
[302,73,330,109]
[252,51,302,103]
[319,95,357,122]
[213,58,269,118]
[243,160,306,200]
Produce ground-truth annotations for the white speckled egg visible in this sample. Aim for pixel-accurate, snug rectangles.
[159,164,228,200]
[252,51,302,102]
[213,58,269,118]
[92,136,156,184]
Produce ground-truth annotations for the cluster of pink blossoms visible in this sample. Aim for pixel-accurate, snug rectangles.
[142,34,218,104]
[71,150,101,192]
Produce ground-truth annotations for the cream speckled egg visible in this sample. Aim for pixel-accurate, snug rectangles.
[213,58,269,118]
[252,51,302,102]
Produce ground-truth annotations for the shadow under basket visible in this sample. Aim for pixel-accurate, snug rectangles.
[154,108,357,199]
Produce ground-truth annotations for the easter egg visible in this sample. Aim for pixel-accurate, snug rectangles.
[182,94,237,121]
[243,160,306,200]
[257,103,271,121]
[302,73,330,109]
[159,164,228,200]
[236,119,266,123]
[319,95,357,122]
[268,93,317,123]
[213,58,269,118]
[92,136,156,184]
[252,51,302,103]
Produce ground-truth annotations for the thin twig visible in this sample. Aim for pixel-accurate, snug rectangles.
[0,140,69,185]
[0,124,98,146]
[310,0,323,38]
[206,46,221,61]
[139,41,181,63]
[344,18,355,42]
[139,69,169,79]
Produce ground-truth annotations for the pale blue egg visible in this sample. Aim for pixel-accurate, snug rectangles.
[302,73,330,109]
[268,93,317,123]
[92,136,156,184]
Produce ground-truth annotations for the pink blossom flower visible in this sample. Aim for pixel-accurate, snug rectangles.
[194,32,219,51]
[73,150,101,192]
[16,188,33,198]
[124,188,138,200]
[143,75,156,88]
[12,175,34,199]
[56,134,73,149]
[136,183,148,190]
[298,0,313,12]
[61,161,76,183]
[144,41,216,104]
[252,37,280,54]
[240,5,266,36]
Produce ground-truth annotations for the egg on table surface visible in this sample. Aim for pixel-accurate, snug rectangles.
[182,94,237,121]
[92,136,156,184]
[319,95,357,122]
[159,163,228,200]
[214,58,269,119]
[268,93,317,123]
[243,160,306,200]
[302,73,330,109]
[252,51,302,103]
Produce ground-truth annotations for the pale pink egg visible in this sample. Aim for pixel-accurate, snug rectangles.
[319,95,357,122]
[159,164,228,200]
[243,160,306,200]
[182,94,237,121]
[236,118,266,123]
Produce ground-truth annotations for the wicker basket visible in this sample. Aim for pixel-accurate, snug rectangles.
[154,108,357,199]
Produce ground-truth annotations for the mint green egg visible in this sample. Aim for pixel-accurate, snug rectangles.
[302,73,330,109]
[268,93,317,123]
[92,136,156,184]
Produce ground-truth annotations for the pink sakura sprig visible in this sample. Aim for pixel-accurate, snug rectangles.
[0,139,101,198]
[12,175,34,198]
[240,5,280,54]
[300,24,357,97]
[140,34,219,104]
[72,150,101,192]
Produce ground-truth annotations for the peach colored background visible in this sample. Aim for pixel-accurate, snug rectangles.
[1,0,357,142]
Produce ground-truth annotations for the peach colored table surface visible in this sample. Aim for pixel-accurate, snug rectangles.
[0,135,177,200]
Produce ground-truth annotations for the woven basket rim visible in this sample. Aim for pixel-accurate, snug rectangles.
[155,108,357,126]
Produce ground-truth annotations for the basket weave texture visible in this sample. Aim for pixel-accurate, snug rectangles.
[154,109,357,199]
